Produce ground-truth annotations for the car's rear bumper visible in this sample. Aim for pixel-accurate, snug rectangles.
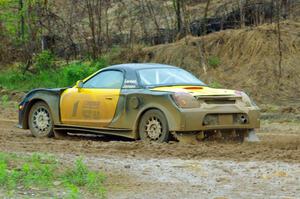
[175,104,260,131]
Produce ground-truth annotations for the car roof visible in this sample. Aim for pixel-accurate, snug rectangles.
[106,63,179,71]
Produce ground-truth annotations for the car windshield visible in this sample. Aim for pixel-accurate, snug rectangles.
[138,68,206,87]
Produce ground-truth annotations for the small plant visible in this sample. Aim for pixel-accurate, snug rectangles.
[209,81,223,88]
[65,183,81,199]
[33,50,55,70]
[62,158,106,198]
[208,56,221,68]
[1,95,9,106]
[0,153,106,198]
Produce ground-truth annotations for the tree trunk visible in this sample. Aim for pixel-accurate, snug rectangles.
[276,0,283,79]
[237,0,245,28]
[173,0,182,33]
[19,0,25,40]
[139,0,149,42]
[86,0,97,59]
[145,0,160,36]
[104,1,110,47]
[203,0,211,35]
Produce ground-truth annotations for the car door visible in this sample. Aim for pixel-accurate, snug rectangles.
[60,70,124,128]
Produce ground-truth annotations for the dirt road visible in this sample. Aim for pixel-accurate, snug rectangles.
[1,119,299,163]
[0,106,300,198]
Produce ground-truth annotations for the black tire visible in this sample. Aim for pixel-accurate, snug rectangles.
[139,109,169,142]
[28,101,54,137]
[236,129,247,143]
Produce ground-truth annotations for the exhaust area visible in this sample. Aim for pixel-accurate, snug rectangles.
[245,129,260,142]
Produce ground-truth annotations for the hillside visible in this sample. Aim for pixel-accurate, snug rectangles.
[130,20,300,104]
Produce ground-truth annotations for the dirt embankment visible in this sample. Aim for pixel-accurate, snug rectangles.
[124,20,300,104]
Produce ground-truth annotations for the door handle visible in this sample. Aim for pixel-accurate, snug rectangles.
[105,97,113,100]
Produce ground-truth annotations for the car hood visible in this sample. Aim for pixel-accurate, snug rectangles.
[150,86,237,97]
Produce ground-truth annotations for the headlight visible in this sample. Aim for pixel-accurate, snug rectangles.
[171,92,199,108]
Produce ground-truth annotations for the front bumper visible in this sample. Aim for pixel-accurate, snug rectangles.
[18,100,29,129]
[176,104,260,131]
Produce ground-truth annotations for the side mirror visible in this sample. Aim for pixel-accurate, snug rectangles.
[75,80,83,89]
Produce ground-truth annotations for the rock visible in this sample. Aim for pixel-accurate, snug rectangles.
[274,171,288,177]
[53,181,62,186]
[124,165,131,169]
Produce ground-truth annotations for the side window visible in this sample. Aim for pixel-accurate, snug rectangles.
[83,70,124,89]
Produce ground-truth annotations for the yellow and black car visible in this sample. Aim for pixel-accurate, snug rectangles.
[18,63,260,142]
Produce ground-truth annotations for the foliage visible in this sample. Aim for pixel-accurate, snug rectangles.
[208,56,221,68]
[1,95,9,106]
[0,153,57,194]
[0,58,108,91]
[0,0,40,45]
[0,152,106,198]
[209,81,223,88]
[62,158,106,198]
[33,50,55,70]
[0,0,20,38]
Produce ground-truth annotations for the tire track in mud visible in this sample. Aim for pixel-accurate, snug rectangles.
[0,120,300,163]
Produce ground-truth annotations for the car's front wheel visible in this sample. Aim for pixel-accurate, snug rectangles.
[28,101,54,137]
[139,109,169,142]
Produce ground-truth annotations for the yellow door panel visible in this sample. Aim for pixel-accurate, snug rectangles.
[60,88,120,127]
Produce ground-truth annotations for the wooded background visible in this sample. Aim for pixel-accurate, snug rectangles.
[0,0,298,64]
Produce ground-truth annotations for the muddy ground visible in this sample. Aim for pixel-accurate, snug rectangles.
[0,103,299,198]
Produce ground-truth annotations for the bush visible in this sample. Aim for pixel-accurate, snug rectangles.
[1,95,9,106]
[208,56,221,68]
[209,81,223,88]
[0,57,109,91]
[33,50,55,70]
[62,63,99,86]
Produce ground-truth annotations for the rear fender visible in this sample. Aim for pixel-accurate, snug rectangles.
[19,88,66,129]
[108,91,184,138]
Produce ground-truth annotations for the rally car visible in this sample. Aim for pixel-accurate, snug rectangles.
[18,63,260,143]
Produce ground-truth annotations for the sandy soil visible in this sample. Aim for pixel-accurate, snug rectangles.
[0,104,300,198]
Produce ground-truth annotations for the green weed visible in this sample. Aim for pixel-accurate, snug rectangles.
[33,50,55,70]
[1,95,9,106]
[62,158,106,198]
[0,153,106,198]
[209,81,223,88]
[65,183,81,199]
[208,56,221,68]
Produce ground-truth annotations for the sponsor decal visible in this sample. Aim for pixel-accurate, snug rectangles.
[72,101,100,119]
[123,79,138,88]
[82,101,100,119]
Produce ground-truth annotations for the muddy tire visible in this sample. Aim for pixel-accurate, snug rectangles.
[139,109,169,142]
[236,130,247,142]
[28,102,54,137]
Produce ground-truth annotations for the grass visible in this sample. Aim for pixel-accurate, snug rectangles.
[208,56,221,68]
[208,80,223,88]
[0,58,108,91]
[0,152,106,198]
[1,95,9,107]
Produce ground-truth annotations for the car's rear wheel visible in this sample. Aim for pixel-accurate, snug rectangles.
[139,109,169,142]
[28,102,54,137]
